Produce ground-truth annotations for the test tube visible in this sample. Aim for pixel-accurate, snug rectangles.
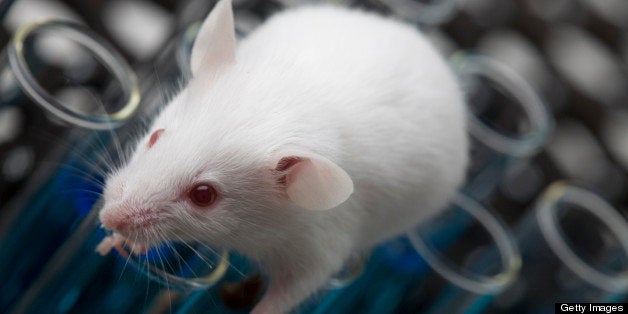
[0,20,139,311]
[0,19,139,220]
[5,22,233,314]
[9,205,230,314]
[490,182,628,312]
[453,53,553,200]
[399,193,521,313]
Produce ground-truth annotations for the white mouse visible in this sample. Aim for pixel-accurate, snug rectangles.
[96,0,468,312]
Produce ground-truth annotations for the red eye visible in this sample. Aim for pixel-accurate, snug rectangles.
[189,183,218,207]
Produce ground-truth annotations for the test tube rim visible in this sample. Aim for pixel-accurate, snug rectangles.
[7,20,141,130]
[407,193,522,295]
[453,52,554,158]
[536,182,628,293]
[114,243,231,290]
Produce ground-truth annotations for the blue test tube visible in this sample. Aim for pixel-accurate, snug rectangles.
[6,21,237,314]
[9,204,230,314]
[0,20,139,312]
[402,193,521,313]
[389,53,551,313]
[490,182,628,313]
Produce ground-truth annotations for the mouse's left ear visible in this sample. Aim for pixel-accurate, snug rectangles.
[190,0,236,77]
[273,150,354,211]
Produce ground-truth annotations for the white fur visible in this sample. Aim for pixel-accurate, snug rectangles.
[99,1,468,313]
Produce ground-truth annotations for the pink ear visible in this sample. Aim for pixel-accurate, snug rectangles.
[275,151,354,211]
[189,0,236,77]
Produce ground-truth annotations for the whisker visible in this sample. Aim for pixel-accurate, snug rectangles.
[118,233,137,282]
[171,233,216,273]
[173,227,245,278]
[164,241,184,273]
[80,85,129,170]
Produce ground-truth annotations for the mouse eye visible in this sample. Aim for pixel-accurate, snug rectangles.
[189,183,218,207]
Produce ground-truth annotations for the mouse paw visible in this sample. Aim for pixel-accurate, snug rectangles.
[95,233,151,256]
[95,233,126,256]
[95,236,114,256]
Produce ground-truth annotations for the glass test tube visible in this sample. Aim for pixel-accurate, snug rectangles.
[0,20,139,312]
[400,193,521,313]
[6,22,231,314]
[10,204,230,314]
[490,182,628,313]
[453,52,553,200]
[0,18,139,221]
[391,53,551,313]
[372,53,552,306]
[397,52,553,276]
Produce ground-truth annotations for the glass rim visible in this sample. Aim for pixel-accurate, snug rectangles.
[407,193,522,294]
[114,244,230,290]
[8,20,141,130]
[452,52,554,158]
[325,251,368,289]
[536,182,628,292]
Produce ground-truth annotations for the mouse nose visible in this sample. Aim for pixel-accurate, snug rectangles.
[99,208,128,232]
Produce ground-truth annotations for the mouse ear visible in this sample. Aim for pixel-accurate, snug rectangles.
[190,0,236,77]
[274,150,354,211]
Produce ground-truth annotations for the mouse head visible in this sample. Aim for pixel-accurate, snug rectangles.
[98,0,353,250]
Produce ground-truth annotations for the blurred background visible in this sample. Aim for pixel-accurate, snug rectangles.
[0,0,626,313]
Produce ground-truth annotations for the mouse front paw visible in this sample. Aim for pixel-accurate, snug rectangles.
[95,233,125,255]
[95,233,149,256]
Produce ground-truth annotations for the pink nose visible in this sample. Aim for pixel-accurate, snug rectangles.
[99,208,128,232]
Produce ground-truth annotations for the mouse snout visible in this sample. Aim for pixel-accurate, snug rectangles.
[99,204,165,234]
[99,207,129,232]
